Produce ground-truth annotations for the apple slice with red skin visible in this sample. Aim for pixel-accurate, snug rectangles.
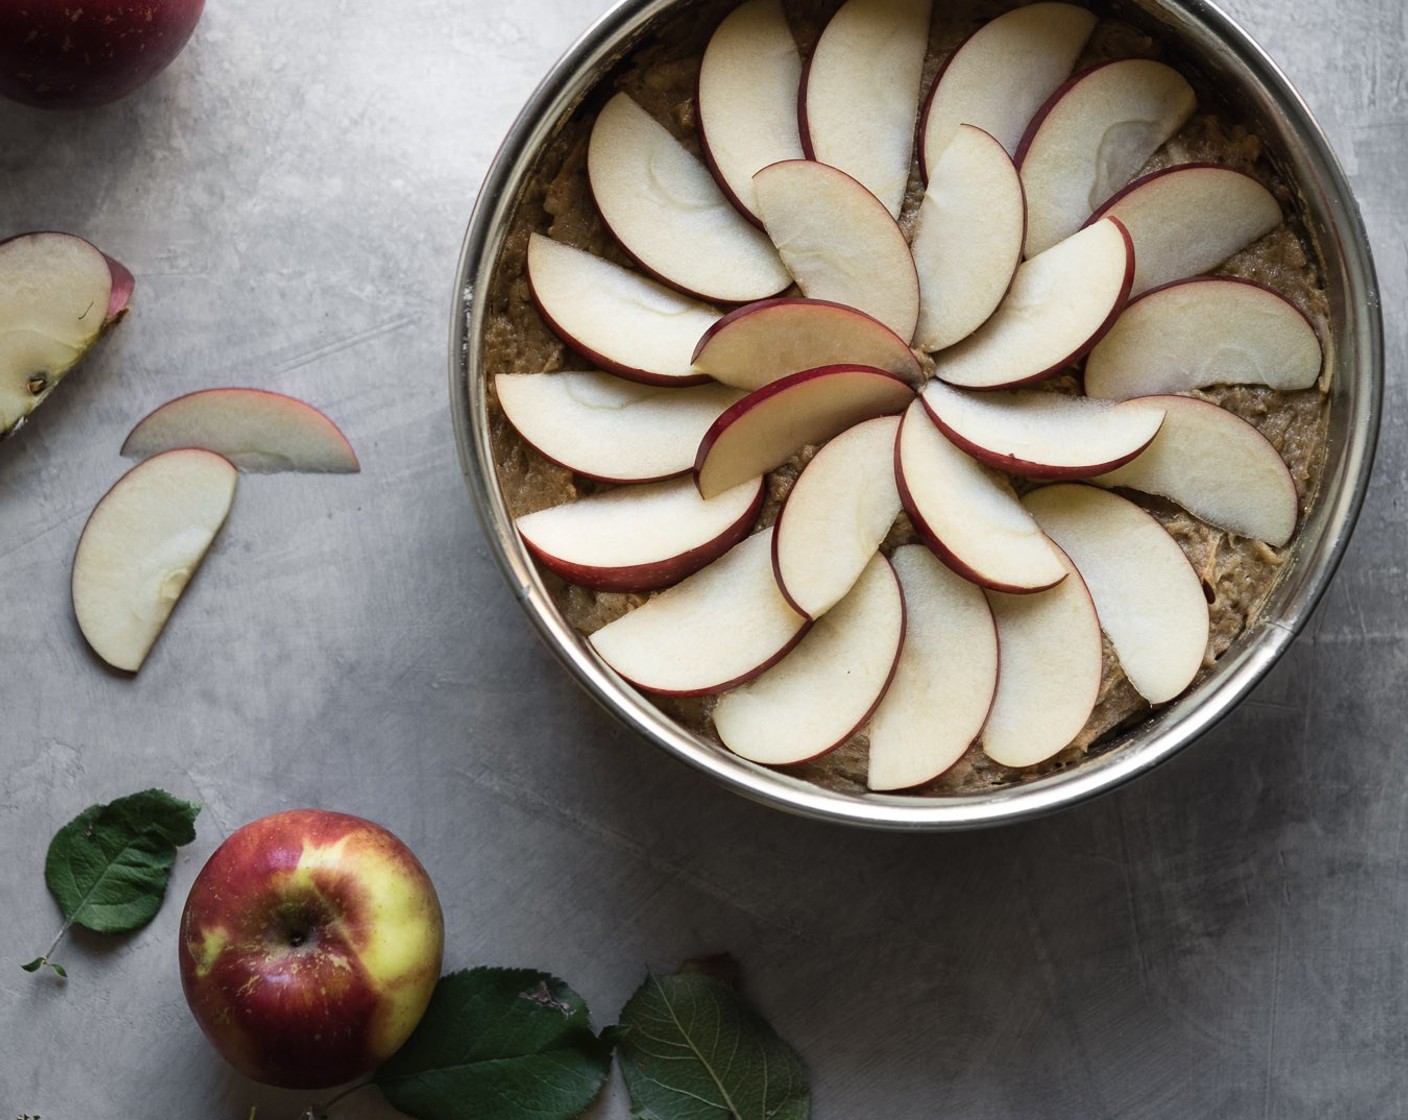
[713,552,904,765]
[588,93,790,303]
[495,372,744,484]
[896,398,1068,593]
[694,363,913,500]
[753,159,921,343]
[798,0,932,218]
[121,388,359,473]
[1089,164,1283,296]
[772,414,902,618]
[588,529,809,696]
[1,231,134,437]
[517,475,764,592]
[1017,59,1196,257]
[1092,394,1299,546]
[527,234,721,385]
[697,0,805,225]
[931,217,1134,390]
[71,449,237,673]
[1024,483,1209,704]
[691,298,922,390]
[919,379,1165,479]
[867,543,998,790]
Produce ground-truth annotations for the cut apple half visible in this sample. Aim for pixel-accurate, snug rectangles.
[713,552,904,765]
[694,363,913,500]
[1024,483,1209,704]
[1084,277,1323,399]
[588,529,808,696]
[895,399,1067,593]
[495,372,744,484]
[71,449,238,673]
[1017,59,1197,257]
[932,217,1133,389]
[772,414,902,618]
[526,234,721,385]
[1092,394,1299,546]
[588,93,790,302]
[867,544,998,790]
[691,298,922,390]
[121,389,359,473]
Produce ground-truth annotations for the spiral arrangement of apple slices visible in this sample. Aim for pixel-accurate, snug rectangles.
[495,0,1324,791]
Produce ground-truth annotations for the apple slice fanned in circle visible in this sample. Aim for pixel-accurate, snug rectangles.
[588,529,808,696]
[517,475,764,593]
[1023,483,1209,705]
[588,93,790,303]
[713,552,904,765]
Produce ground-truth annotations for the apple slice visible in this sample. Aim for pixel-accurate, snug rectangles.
[694,364,913,499]
[919,379,1164,479]
[772,414,902,618]
[931,217,1133,389]
[867,544,998,790]
[712,552,904,765]
[918,2,1097,172]
[896,399,1067,592]
[526,234,721,385]
[495,372,744,484]
[911,124,1026,352]
[981,547,1102,768]
[1092,395,1298,546]
[1090,164,1283,296]
[1084,277,1322,399]
[121,389,359,473]
[588,529,808,696]
[71,449,238,673]
[1024,483,1209,704]
[691,298,922,390]
[798,0,932,218]
[1017,59,1196,257]
[753,159,921,342]
[516,475,764,592]
[1,231,134,437]
[697,0,805,224]
[588,93,790,302]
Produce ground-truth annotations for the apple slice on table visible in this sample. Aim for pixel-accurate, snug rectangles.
[1017,59,1196,257]
[495,372,744,484]
[516,475,764,592]
[1,231,134,437]
[919,379,1164,479]
[694,363,913,499]
[896,399,1067,593]
[588,529,808,696]
[753,159,921,342]
[772,414,902,618]
[1092,395,1299,546]
[868,544,998,790]
[799,0,932,218]
[697,0,805,224]
[932,217,1133,389]
[1024,483,1209,704]
[72,449,238,673]
[713,552,904,766]
[527,234,721,385]
[588,93,790,302]
[691,298,922,390]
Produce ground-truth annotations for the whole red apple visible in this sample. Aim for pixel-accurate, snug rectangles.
[178,809,445,1090]
[0,0,206,110]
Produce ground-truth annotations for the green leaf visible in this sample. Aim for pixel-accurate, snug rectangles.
[374,967,613,1120]
[616,971,810,1120]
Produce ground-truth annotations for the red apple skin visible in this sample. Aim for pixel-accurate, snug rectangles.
[0,0,206,110]
[178,809,444,1091]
